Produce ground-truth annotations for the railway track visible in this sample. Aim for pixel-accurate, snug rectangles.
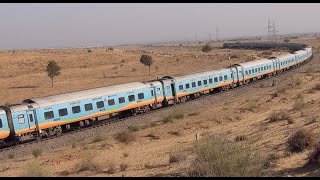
[0,53,314,154]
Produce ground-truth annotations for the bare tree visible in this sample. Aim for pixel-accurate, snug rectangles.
[46,61,61,88]
[140,54,153,76]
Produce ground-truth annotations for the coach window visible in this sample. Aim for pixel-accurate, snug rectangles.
[179,85,183,90]
[119,97,125,104]
[186,84,190,89]
[198,81,202,86]
[0,118,2,128]
[151,90,154,96]
[138,93,144,99]
[269,65,271,69]
[249,70,251,74]
[214,77,218,82]
[209,78,213,84]
[245,71,248,75]
[204,80,208,85]
[219,76,222,81]
[72,106,81,114]
[192,82,196,87]
[44,111,54,120]
[96,101,104,108]
[224,75,227,80]
[58,108,68,117]
[108,99,115,106]
[128,95,135,102]
[255,68,257,72]
[84,103,93,111]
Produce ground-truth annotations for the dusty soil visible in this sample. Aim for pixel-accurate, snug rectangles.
[0,37,320,177]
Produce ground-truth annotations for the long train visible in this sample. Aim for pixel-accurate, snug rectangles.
[0,42,313,147]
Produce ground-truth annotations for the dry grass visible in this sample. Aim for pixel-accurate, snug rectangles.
[287,129,315,153]
[275,86,287,96]
[105,162,116,174]
[90,133,106,143]
[169,153,187,164]
[313,83,320,91]
[120,163,129,171]
[74,152,101,172]
[307,142,320,165]
[32,148,42,158]
[235,135,247,142]
[8,152,15,159]
[187,136,265,177]
[128,125,141,132]
[246,99,259,112]
[20,161,51,177]
[114,131,136,144]
[292,97,304,110]
[188,112,200,116]
[269,110,292,122]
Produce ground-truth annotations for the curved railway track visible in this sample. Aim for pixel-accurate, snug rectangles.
[0,51,314,154]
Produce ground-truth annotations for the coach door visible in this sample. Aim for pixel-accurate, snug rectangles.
[230,67,239,84]
[26,110,38,131]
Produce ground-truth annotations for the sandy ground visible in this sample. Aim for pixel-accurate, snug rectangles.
[0,37,320,177]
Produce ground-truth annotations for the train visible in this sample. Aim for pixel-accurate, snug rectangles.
[0,43,313,147]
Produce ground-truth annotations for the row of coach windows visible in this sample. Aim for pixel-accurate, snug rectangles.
[0,118,2,128]
[245,65,272,75]
[281,59,293,66]
[179,75,228,90]
[44,93,146,120]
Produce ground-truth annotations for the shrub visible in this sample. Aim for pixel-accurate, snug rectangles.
[275,86,287,96]
[108,47,114,51]
[313,83,320,91]
[229,54,239,59]
[202,44,213,53]
[169,153,187,164]
[74,153,101,172]
[120,163,128,171]
[292,98,304,110]
[169,131,181,136]
[187,136,264,177]
[32,148,42,158]
[91,133,105,143]
[307,142,320,165]
[287,129,315,153]
[128,125,140,132]
[188,112,200,116]
[123,152,129,158]
[235,135,247,142]
[287,118,295,124]
[114,131,136,144]
[105,163,116,174]
[131,68,137,72]
[149,122,157,127]
[8,152,15,159]
[21,161,51,177]
[87,49,92,53]
[162,116,173,123]
[269,110,291,122]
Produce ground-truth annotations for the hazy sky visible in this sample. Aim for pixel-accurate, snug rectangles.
[0,3,319,50]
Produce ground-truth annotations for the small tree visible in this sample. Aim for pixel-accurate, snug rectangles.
[140,54,153,76]
[202,44,213,53]
[284,39,290,43]
[46,61,61,88]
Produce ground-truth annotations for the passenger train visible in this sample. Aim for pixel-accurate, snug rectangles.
[0,43,313,146]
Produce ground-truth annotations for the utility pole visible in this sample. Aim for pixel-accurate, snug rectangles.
[266,18,272,40]
[216,27,220,41]
[272,20,278,42]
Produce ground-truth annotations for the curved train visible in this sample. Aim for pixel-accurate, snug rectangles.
[0,43,313,146]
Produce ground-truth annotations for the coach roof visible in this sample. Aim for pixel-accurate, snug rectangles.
[173,68,231,82]
[23,82,149,108]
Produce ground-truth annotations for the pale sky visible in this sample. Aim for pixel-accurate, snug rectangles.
[0,3,319,50]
